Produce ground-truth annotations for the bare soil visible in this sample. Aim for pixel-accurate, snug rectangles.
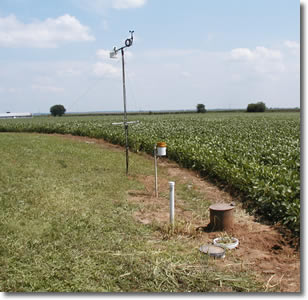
[56,134,300,292]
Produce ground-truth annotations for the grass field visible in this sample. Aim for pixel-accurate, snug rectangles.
[0,133,265,292]
[0,112,300,235]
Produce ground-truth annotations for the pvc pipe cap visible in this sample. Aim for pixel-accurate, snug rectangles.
[169,181,175,186]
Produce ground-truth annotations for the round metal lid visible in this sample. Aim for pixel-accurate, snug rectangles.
[209,203,234,211]
[199,244,225,258]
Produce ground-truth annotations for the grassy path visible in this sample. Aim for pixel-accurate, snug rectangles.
[0,133,265,292]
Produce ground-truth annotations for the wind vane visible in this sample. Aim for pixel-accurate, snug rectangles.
[110,30,139,175]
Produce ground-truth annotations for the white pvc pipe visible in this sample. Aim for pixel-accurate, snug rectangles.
[169,181,175,225]
[154,145,158,197]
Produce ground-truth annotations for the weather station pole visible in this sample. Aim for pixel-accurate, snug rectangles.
[110,31,138,175]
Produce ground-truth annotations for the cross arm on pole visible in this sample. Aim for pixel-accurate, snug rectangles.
[112,120,139,126]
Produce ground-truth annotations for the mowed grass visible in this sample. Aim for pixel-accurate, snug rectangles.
[0,133,262,292]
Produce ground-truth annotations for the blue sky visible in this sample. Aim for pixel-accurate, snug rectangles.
[0,0,301,113]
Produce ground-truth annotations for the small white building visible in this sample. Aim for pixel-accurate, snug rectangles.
[0,112,33,119]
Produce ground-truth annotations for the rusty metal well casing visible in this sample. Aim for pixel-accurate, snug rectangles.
[209,203,234,231]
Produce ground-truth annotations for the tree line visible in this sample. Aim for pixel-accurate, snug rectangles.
[49,102,267,117]
[196,102,266,113]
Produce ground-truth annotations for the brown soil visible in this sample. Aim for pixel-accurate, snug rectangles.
[55,134,301,293]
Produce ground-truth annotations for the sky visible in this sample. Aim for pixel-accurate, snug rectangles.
[0,0,301,113]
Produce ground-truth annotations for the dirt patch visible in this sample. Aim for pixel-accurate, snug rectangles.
[131,161,300,292]
[57,134,300,292]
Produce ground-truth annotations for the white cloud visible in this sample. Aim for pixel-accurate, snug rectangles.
[102,20,109,31]
[96,49,111,60]
[57,68,82,77]
[112,0,146,9]
[255,46,282,59]
[0,14,95,48]
[145,49,201,58]
[229,46,284,76]
[230,73,243,82]
[93,62,120,78]
[74,0,146,14]
[8,88,17,93]
[180,71,192,78]
[230,48,255,60]
[284,40,300,49]
[230,46,282,61]
[95,49,119,77]
[0,87,17,93]
[32,84,65,93]
[94,48,132,78]
[284,40,300,56]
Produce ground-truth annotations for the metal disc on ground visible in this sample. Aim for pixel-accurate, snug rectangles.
[199,244,225,259]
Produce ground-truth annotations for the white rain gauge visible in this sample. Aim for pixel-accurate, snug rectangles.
[154,142,167,197]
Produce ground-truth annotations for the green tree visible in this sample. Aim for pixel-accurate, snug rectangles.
[50,104,66,117]
[196,104,206,113]
[247,102,266,112]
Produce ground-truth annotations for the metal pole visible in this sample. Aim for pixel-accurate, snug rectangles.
[169,182,175,226]
[121,48,129,175]
[154,145,158,197]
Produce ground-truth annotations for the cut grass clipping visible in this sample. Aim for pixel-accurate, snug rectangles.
[0,133,262,292]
